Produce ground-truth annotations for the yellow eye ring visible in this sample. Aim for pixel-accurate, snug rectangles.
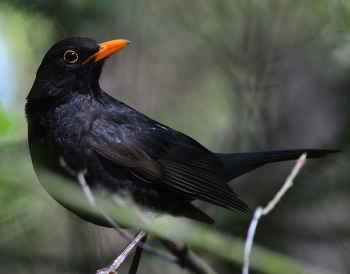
[64,50,79,63]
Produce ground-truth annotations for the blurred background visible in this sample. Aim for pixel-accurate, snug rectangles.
[0,0,349,273]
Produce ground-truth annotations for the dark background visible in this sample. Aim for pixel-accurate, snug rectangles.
[0,1,349,273]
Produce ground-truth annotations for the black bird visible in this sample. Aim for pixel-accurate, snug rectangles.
[25,37,338,273]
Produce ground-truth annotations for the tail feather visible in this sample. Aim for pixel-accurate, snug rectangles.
[216,149,340,183]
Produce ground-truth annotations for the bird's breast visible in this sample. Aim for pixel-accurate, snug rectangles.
[28,97,98,173]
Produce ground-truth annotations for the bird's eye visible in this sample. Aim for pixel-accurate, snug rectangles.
[63,50,79,63]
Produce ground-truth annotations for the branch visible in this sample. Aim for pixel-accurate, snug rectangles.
[242,153,307,274]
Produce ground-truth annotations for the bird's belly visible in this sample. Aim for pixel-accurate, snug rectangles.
[30,141,171,226]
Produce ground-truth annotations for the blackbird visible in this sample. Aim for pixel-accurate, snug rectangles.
[25,37,338,272]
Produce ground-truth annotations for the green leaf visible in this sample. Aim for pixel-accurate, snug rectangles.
[0,108,12,136]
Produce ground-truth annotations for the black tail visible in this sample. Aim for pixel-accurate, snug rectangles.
[215,149,340,183]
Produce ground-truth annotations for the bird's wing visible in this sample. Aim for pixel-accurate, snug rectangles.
[90,116,249,213]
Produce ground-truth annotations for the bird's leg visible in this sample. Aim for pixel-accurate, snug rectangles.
[96,231,147,274]
[128,234,148,274]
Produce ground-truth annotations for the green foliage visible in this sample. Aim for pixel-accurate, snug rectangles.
[0,108,12,136]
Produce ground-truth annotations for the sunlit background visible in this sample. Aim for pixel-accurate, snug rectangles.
[0,1,349,273]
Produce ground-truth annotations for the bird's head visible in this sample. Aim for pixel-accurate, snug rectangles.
[27,37,129,100]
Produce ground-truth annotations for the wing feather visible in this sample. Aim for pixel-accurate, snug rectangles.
[91,115,250,213]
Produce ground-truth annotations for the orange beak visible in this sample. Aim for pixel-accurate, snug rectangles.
[83,39,129,65]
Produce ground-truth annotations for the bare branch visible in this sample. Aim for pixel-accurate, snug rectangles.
[242,153,307,274]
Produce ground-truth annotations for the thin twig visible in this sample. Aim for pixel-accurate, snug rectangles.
[96,231,147,274]
[242,153,307,274]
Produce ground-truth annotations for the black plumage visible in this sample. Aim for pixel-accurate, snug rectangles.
[26,37,338,226]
